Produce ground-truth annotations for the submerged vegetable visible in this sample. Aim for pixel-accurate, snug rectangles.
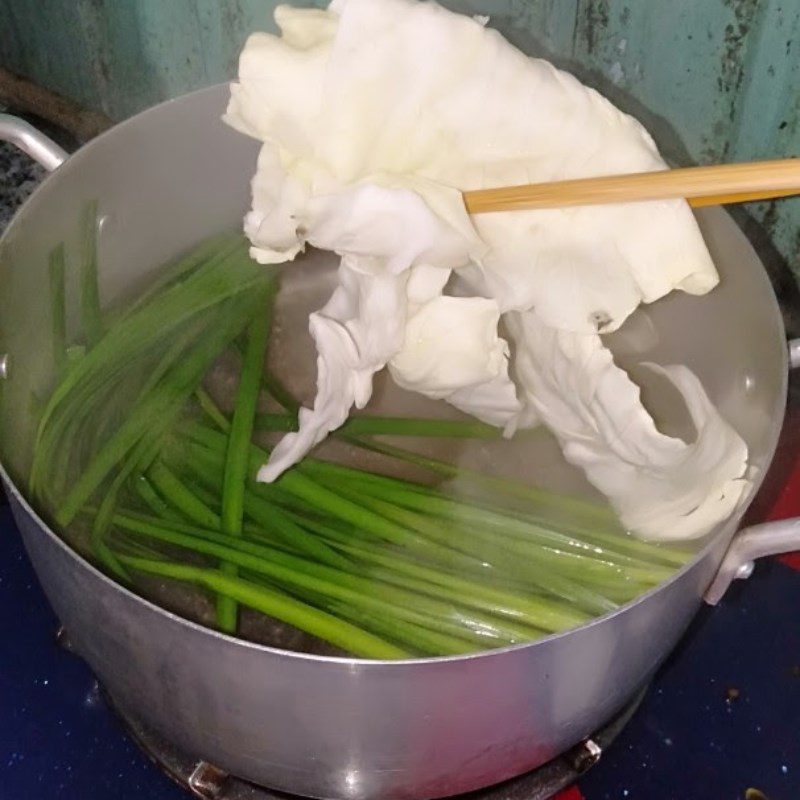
[30,222,693,659]
[225,0,749,540]
[505,312,749,540]
[389,295,521,428]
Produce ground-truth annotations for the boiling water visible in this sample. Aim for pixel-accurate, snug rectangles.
[266,247,611,497]
[17,235,700,658]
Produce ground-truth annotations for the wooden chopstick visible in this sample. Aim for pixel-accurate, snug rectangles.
[462,158,800,214]
[688,186,799,208]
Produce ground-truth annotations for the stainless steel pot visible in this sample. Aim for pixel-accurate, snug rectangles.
[2,85,800,800]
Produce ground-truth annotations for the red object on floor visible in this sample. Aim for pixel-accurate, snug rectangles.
[764,453,800,570]
[552,787,585,800]
[780,551,800,570]
[746,404,800,571]
[767,444,800,570]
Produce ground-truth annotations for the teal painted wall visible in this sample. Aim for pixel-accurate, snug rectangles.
[1,0,799,281]
[0,0,326,119]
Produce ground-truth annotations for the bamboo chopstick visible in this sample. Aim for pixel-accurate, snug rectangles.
[462,158,800,214]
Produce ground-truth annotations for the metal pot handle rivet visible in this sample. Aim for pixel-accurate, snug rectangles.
[0,113,68,171]
[188,761,229,799]
[567,738,603,774]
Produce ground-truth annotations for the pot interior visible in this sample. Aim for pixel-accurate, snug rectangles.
[0,84,788,654]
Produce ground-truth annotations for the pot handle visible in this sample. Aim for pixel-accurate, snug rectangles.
[705,336,800,604]
[704,519,800,604]
[0,113,68,171]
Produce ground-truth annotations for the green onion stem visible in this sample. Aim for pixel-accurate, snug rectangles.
[176,422,675,593]
[119,555,408,659]
[172,424,662,599]
[174,430,455,553]
[112,512,533,647]
[242,566,479,656]
[121,234,241,319]
[231,339,299,414]
[346,435,621,525]
[302,523,588,632]
[346,476,672,584]
[203,387,500,441]
[325,480,617,615]
[195,387,231,433]
[243,493,351,569]
[218,290,274,632]
[148,461,221,528]
[54,292,264,526]
[48,243,67,372]
[298,445,689,569]
[35,241,263,453]
[132,473,185,522]
[298,591,477,656]
[255,413,503,439]
[88,435,164,583]
[80,200,103,347]
[164,437,351,569]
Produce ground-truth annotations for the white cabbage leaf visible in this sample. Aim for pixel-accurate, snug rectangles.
[258,261,406,482]
[389,296,522,427]
[256,181,473,481]
[225,0,717,332]
[226,0,748,541]
[505,311,749,540]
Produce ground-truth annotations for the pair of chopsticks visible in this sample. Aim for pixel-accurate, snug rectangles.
[462,158,800,214]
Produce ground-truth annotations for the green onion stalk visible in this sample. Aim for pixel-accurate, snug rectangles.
[34,219,690,660]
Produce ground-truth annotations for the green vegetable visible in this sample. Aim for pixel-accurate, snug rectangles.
[147,461,220,529]
[218,297,274,632]
[132,473,184,522]
[256,412,502,439]
[111,511,540,648]
[80,200,103,347]
[119,555,408,659]
[32,229,690,659]
[48,243,67,372]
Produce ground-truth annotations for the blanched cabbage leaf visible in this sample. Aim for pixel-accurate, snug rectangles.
[505,311,748,540]
[226,0,749,540]
[389,295,522,427]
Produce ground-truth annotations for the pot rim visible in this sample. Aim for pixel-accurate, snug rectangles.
[0,82,789,669]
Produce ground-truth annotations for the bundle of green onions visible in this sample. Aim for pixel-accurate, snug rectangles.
[30,207,691,660]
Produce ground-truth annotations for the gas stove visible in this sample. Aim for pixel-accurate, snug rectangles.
[1,139,799,800]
